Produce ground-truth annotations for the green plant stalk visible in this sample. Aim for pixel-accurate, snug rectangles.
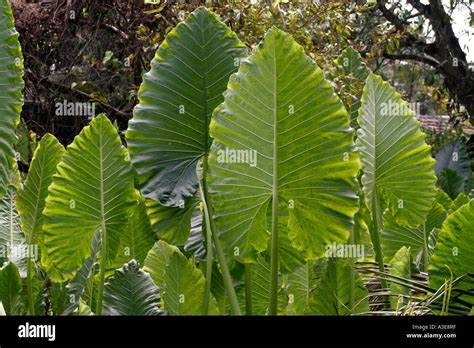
[201,156,241,315]
[26,247,35,315]
[269,194,279,315]
[422,225,429,272]
[369,190,388,307]
[199,174,213,315]
[95,224,107,315]
[244,263,252,315]
[348,224,356,312]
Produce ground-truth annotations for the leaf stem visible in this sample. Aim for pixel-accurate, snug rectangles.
[370,190,388,307]
[200,156,241,315]
[244,263,252,315]
[199,171,213,315]
[348,222,356,312]
[95,225,106,315]
[26,248,35,315]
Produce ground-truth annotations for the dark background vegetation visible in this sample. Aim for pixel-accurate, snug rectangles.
[11,0,474,162]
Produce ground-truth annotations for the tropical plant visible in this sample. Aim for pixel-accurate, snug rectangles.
[0,2,473,317]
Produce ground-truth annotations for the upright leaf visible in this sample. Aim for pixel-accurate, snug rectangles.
[208,28,359,262]
[0,0,24,199]
[103,260,163,316]
[17,134,65,246]
[357,73,437,227]
[126,7,246,207]
[0,261,24,315]
[43,115,137,280]
[429,199,474,306]
[144,240,219,315]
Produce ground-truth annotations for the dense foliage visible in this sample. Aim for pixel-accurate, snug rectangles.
[0,2,473,316]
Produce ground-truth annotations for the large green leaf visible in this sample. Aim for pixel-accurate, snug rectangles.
[0,0,24,199]
[43,115,137,281]
[144,240,219,315]
[308,258,369,315]
[0,261,24,315]
[428,199,474,306]
[17,134,65,246]
[208,28,359,262]
[103,260,163,316]
[357,73,436,226]
[126,7,246,207]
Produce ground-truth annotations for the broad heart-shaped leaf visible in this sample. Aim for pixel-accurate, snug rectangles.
[329,47,369,127]
[144,240,219,315]
[103,260,163,316]
[381,200,447,269]
[0,0,24,200]
[435,140,471,183]
[208,28,359,262]
[17,134,65,246]
[43,115,138,281]
[429,199,474,306]
[0,261,24,315]
[357,73,436,227]
[126,7,246,207]
[308,257,369,315]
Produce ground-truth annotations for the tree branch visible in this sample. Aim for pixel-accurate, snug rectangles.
[384,53,439,68]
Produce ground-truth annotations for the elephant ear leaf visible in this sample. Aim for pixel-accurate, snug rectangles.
[357,73,436,226]
[43,115,137,281]
[0,261,24,315]
[428,199,474,306]
[17,134,65,246]
[144,240,219,315]
[0,0,24,199]
[126,7,246,207]
[103,260,163,316]
[208,28,359,262]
